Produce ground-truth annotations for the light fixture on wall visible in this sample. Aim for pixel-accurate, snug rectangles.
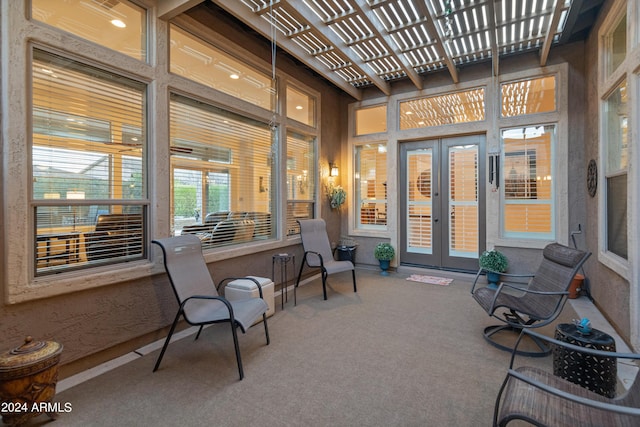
[329,163,339,177]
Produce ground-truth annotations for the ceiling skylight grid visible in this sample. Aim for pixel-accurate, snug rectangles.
[217,0,603,97]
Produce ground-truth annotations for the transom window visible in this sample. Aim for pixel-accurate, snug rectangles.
[31,0,147,61]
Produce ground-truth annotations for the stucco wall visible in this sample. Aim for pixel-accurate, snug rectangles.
[583,0,632,340]
[0,3,351,377]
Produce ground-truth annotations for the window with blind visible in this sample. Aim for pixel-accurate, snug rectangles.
[603,80,628,259]
[31,0,147,62]
[32,49,147,276]
[501,125,555,239]
[286,132,316,235]
[355,144,387,229]
[170,95,275,247]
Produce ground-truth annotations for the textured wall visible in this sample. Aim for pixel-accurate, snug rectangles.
[0,2,350,377]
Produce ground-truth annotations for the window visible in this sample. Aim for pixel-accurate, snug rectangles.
[501,76,556,117]
[603,80,628,259]
[170,25,273,110]
[32,49,147,275]
[286,86,316,127]
[355,105,386,135]
[399,88,485,130]
[286,132,316,235]
[170,95,275,247]
[604,14,626,77]
[355,144,387,228]
[31,0,147,61]
[501,125,555,239]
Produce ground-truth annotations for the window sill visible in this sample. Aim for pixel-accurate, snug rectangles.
[7,260,157,304]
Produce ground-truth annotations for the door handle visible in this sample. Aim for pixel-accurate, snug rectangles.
[434,218,439,223]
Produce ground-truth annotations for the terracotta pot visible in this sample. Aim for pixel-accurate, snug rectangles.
[0,336,63,426]
[568,274,584,299]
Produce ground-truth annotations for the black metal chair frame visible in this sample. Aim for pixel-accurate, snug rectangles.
[494,329,640,426]
[294,219,357,303]
[152,236,270,380]
[471,243,591,357]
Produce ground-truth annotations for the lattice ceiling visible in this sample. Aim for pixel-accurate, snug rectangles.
[170,0,604,100]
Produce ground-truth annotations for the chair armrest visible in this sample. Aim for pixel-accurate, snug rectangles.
[217,277,265,299]
[303,250,325,267]
[514,329,640,366]
[470,268,535,294]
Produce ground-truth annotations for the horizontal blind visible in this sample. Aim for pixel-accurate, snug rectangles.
[32,49,147,276]
[501,125,555,239]
[286,131,316,235]
[170,95,274,247]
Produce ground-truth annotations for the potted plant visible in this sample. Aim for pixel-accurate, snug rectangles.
[374,242,395,276]
[479,249,508,289]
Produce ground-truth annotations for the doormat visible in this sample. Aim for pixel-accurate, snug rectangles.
[406,274,453,286]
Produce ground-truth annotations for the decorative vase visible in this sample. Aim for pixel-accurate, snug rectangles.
[487,271,501,289]
[378,259,390,276]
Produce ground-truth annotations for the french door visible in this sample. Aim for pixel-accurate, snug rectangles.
[399,135,486,271]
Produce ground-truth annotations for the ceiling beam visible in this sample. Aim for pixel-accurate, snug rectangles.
[540,0,569,66]
[157,0,205,20]
[352,0,423,90]
[280,0,391,96]
[415,0,459,83]
[485,0,499,76]
[212,0,362,100]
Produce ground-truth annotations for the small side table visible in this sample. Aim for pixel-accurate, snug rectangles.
[272,253,295,310]
[553,323,617,397]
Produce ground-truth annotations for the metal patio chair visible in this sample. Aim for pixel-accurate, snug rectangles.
[471,242,590,356]
[295,219,356,303]
[152,234,270,380]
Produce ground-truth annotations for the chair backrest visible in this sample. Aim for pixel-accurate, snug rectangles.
[153,235,219,304]
[298,219,334,267]
[527,243,590,318]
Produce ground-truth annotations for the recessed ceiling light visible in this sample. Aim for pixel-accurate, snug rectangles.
[406,111,413,115]
[296,105,303,110]
[230,74,240,79]
[111,19,126,28]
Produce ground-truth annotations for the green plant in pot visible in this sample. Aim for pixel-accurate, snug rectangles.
[374,242,395,276]
[479,249,508,289]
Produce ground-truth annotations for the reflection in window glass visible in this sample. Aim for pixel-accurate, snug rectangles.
[605,14,627,77]
[170,25,273,110]
[355,144,387,228]
[501,125,555,239]
[32,49,147,275]
[286,86,316,127]
[399,88,484,129]
[501,76,556,117]
[355,105,387,135]
[32,0,146,61]
[604,80,628,259]
[170,95,275,246]
[286,132,316,235]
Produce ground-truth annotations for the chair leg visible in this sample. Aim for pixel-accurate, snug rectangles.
[352,269,357,293]
[263,313,270,345]
[195,325,204,340]
[153,309,182,372]
[294,258,306,306]
[230,321,244,380]
[483,325,551,357]
[321,270,328,300]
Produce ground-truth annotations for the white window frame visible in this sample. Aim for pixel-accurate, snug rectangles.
[597,0,632,280]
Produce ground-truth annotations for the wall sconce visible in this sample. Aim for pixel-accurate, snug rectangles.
[329,163,339,177]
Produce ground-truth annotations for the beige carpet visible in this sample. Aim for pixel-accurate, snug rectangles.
[20,268,577,426]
